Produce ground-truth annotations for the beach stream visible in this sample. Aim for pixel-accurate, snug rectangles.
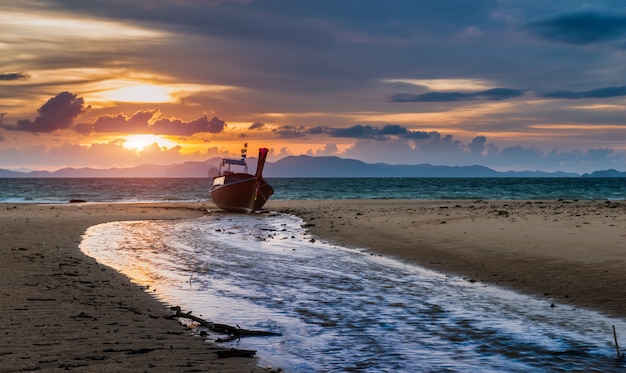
[80,212,626,372]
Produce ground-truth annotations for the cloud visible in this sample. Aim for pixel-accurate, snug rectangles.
[272,125,307,139]
[77,110,155,134]
[271,123,444,142]
[78,109,226,136]
[390,88,524,102]
[151,115,226,135]
[542,85,626,99]
[8,92,89,132]
[310,124,440,141]
[248,121,265,130]
[315,143,339,156]
[527,10,626,45]
[326,124,408,139]
[0,71,30,81]
[468,135,487,155]
[4,91,227,136]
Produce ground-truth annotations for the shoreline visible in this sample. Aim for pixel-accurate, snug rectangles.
[0,202,267,372]
[3,198,626,370]
[268,199,626,320]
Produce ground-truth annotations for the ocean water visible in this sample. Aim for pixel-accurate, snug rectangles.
[0,177,625,203]
[4,177,626,371]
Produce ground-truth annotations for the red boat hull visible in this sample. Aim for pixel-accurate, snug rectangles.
[210,175,274,213]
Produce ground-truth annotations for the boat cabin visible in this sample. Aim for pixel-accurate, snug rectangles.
[212,157,250,188]
[219,158,248,174]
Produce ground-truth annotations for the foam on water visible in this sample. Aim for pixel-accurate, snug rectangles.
[80,212,626,372]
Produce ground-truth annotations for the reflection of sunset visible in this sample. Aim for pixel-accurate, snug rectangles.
[123,134,177,152]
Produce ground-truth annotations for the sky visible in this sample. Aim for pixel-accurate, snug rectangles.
[2,0,626,174]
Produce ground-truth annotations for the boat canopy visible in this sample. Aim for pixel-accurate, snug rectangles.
[222,158,247,166]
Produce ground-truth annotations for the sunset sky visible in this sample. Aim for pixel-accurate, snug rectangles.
[2,1,626,174]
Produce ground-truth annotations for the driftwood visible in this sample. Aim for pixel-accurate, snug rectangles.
[215,348,257,358]
[168,306,281,337]
[614,325,625,360]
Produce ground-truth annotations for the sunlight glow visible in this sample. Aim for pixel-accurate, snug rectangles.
[346,101,516,126]
[103,85,174,103]
[529,124,626,130]
[571,104,626,111]
[122,134,177,151]
[382,78,493,91]
[1,9,163,39]
[88,77,234,104]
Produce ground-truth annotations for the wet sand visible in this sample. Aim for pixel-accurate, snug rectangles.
[0,202,266,372]
[2,199,626,371]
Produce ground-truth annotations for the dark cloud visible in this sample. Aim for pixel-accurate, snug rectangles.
[0,72,30,81]
[77,110,226,136]
[272,125,307,139]
[85,110,156,134]
[8,92,89,132]
[6,93,227,136]
[327,124,408,139]
[248,121,265,130]
[391,88,524,102]
[542,85,626,99]
[307,126,325,135]
[28,0,509,100]
[468,135,487,155]
[271,124,438,141]
[527,10,626,45]
[400,130,438,140]
[151,116,226,135]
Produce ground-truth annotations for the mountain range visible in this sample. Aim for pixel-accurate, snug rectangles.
[0,155,623,178]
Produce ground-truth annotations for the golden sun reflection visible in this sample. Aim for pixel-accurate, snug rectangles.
[122,134,177,151]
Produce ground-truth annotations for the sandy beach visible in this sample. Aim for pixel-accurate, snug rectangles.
[0,202,266,373]
[2,199,626,371]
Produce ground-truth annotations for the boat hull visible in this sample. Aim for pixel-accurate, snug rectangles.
[210,176,274,213]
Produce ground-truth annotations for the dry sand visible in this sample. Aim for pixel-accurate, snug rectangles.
[2,199,626,371]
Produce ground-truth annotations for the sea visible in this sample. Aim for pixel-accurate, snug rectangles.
[1,177,626,203]
[3,177,626,372]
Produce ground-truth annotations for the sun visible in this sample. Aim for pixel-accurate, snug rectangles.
[122,134,177,151]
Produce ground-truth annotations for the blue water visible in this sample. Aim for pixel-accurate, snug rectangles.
[0,177,625,202]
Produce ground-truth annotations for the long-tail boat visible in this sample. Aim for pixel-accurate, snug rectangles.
[210,144,274,212]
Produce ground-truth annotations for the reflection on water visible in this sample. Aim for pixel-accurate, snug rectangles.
[80,212,626,372]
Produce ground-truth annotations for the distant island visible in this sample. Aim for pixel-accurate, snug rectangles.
[0,155,624,178]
